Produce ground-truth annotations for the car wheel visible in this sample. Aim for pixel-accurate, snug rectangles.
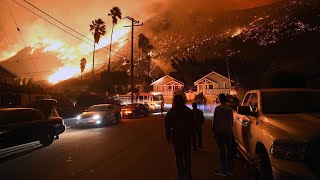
[144,111,148,117]
[40,133,54,146]
[252,153,272,180]
[132,112,136,118]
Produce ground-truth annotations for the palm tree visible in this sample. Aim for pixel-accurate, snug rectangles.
[138,34,153,77]
[80,57,87,80]
[107,6,122,72]
[89,18,106,80]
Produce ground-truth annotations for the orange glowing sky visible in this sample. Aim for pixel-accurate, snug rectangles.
[0,0,276,84]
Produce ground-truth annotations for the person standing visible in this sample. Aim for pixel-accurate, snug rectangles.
[160,100,164,116]
[165,95,193,180]
[212,93,234,176]
[191,102,205,151]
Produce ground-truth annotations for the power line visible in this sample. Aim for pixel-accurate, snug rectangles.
[10,0,124,60]
[0,26,30,77]
[19,0,128,59]
[5,0,40,78]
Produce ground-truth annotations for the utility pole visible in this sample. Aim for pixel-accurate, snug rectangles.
[124,16,143,103]
[226,58,232,92]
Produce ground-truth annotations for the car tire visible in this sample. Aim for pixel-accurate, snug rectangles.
[252,153,272,180]
[40,133,54,146]
[132,112,136,118]
[144,111,148,117]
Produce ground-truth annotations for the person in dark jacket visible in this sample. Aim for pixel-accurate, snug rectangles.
[191,102,205,151]
[165,94,193,180]
[212,93,234,176]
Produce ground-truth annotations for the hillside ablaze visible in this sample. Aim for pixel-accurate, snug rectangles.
[27,25,130,84]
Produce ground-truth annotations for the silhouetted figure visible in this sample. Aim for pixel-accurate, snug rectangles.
[165,95,193,180]
[160,101,164,116]
[191,102,205,151]
[212,94,234,176]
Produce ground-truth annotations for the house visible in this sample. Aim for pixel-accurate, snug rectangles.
[194,71,232,99]
[0,65,18,85]
[150,75,184,97]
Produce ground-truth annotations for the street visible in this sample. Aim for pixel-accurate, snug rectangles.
[0,114,250,180]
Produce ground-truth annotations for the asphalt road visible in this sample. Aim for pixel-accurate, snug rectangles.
[0,114,250,180]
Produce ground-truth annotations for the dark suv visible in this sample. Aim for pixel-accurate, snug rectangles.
[0,108,65,149]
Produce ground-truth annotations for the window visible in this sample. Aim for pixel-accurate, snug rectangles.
[221,82,227,89]
[208,84,214,89]
[248,93,258,112]
[242,93,251,106]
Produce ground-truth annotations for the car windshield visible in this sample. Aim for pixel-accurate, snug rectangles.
[123,104,137,108]
[153,95,163,101]
[87,105,107,112]
[262,91,320,114]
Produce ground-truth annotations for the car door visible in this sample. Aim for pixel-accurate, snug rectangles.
[240,93,258,156]
[138,104,146,116]
[233,93,251,147]
[106,105,116,121]
[1,110,36,147]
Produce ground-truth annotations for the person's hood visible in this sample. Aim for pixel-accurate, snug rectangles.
[263,113,320,142]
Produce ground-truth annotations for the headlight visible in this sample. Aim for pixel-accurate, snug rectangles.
[125,110,133,114]
[271,140,308,161]
[96,120,101,124]
[76,115,81,120]
[93,114,101,120]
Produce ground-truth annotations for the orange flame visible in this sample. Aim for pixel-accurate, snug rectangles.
[30,24,131,84]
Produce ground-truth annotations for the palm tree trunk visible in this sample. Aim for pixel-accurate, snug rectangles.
[108,24,114,72]
[147,55,150,78]
[92,42,96,80]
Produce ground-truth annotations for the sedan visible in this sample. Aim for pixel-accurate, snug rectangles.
[121,103,149,118]
[76,104,120,126]
[0,108,65,149]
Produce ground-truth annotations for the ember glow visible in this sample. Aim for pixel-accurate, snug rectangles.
[27,24,130,84]
[1,0,317,84]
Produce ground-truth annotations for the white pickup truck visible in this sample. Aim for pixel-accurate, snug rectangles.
[234,89,320,180]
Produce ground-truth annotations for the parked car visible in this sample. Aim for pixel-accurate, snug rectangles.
[121,103,149,118]
[0,108,65,149]
[76,104,121,126]
[31,99,60,119]
[233,89,320,180]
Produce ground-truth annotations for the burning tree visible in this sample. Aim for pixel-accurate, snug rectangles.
[138,34,154,77]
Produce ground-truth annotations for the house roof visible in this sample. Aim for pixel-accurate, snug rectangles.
[150,75,184,86]
[0,65,18,78]
[194,71,233,85]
